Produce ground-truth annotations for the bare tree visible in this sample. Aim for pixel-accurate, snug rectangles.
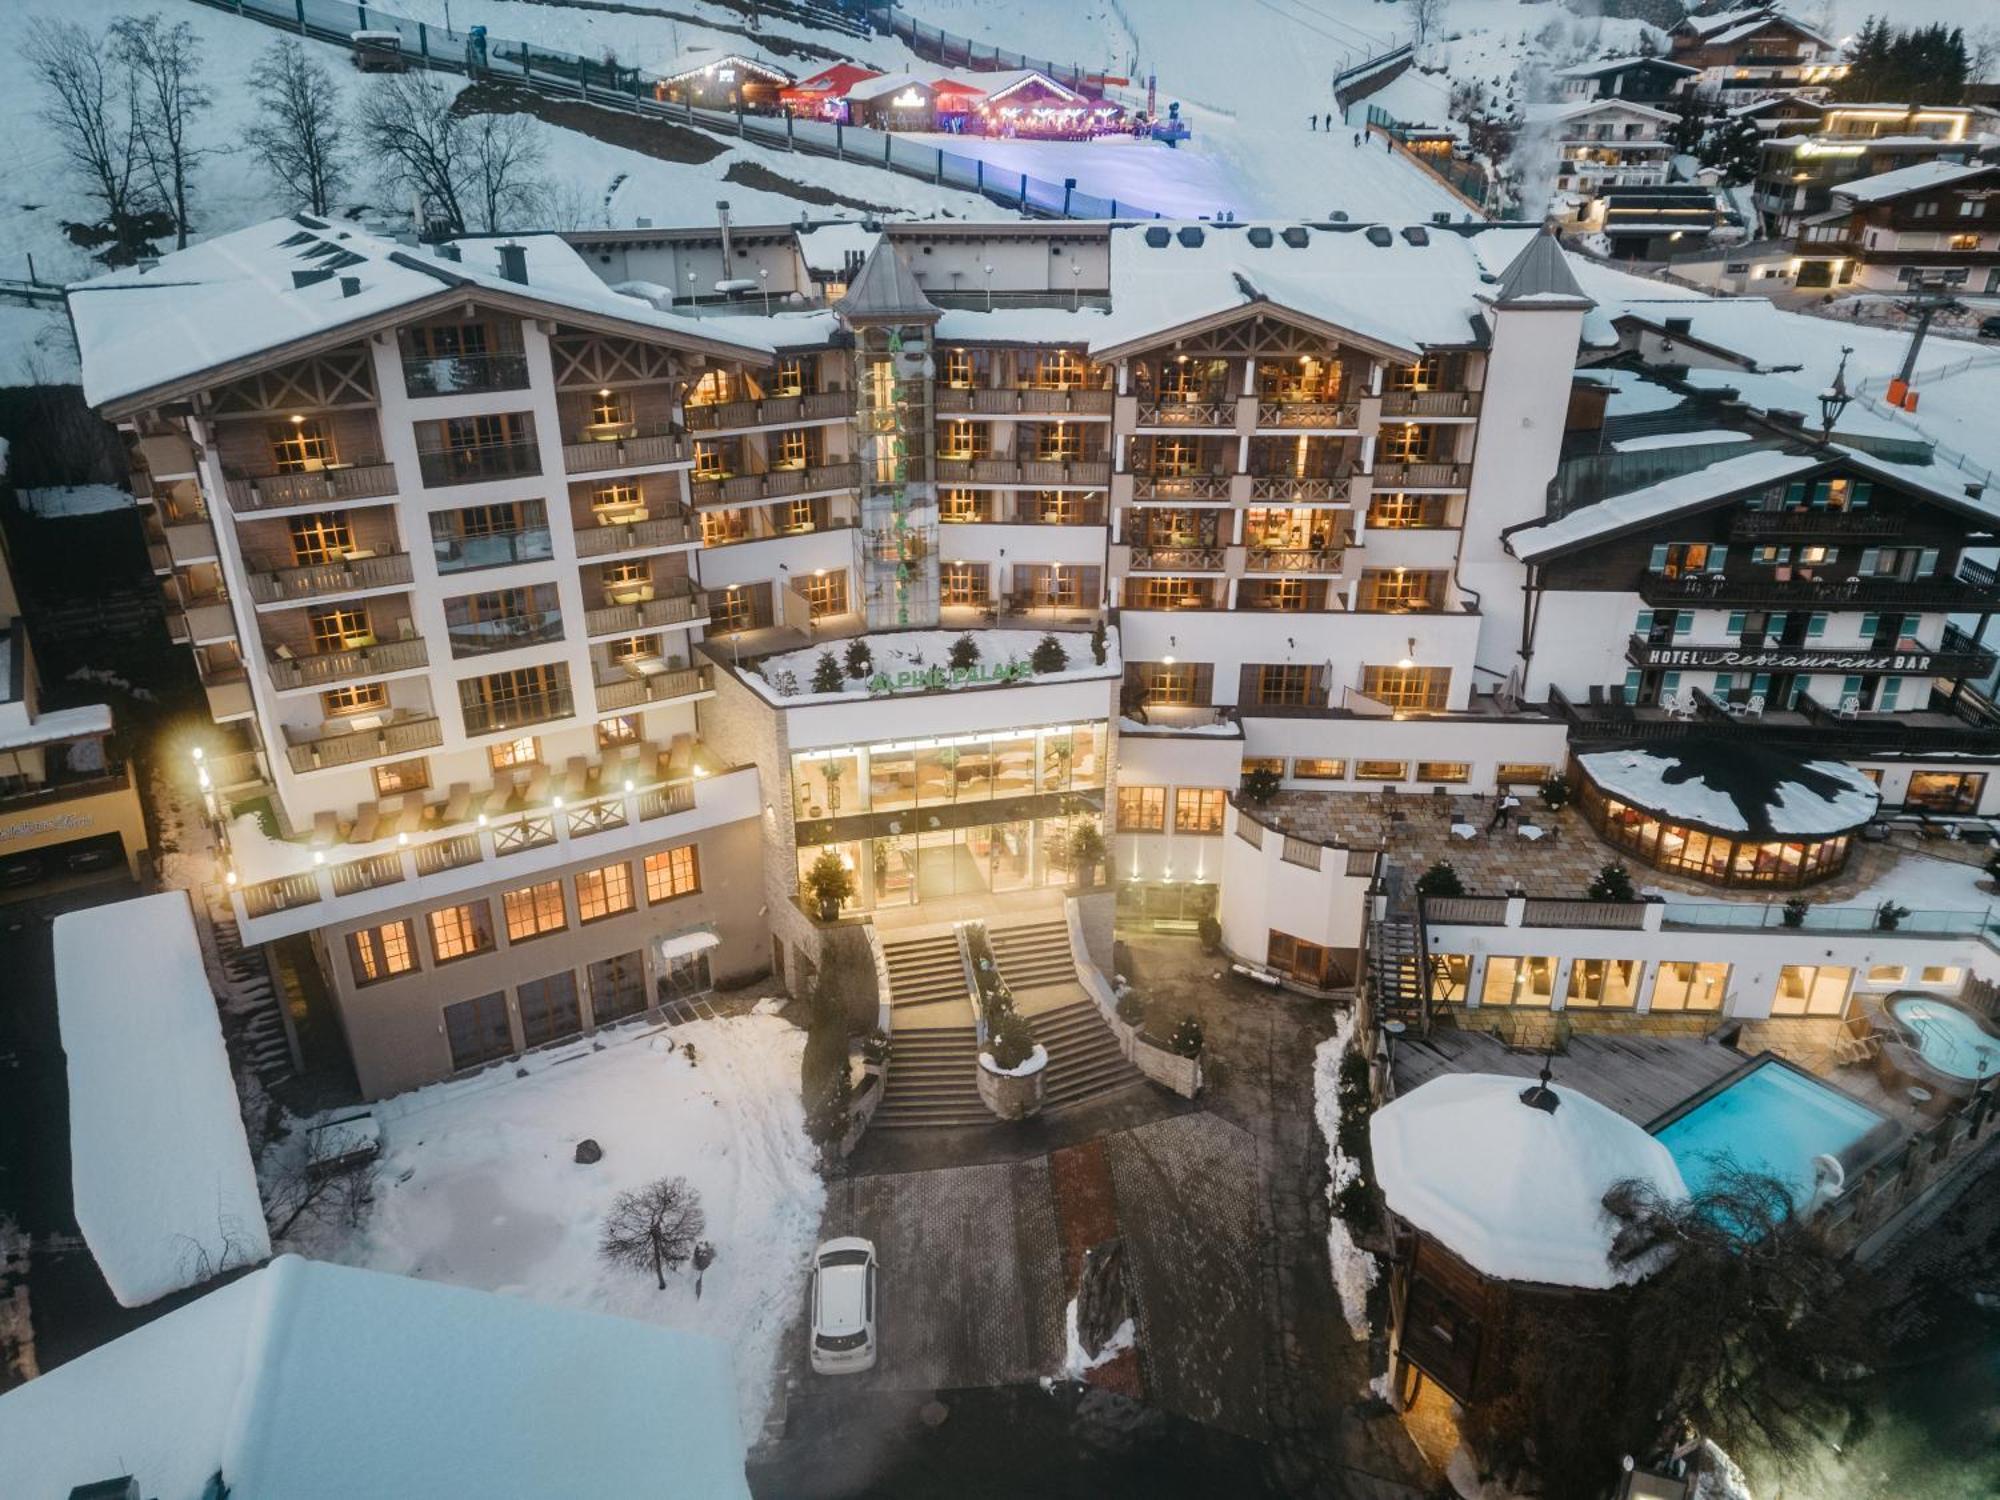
[246,38,349,215]
[110,14,212,250]
[464,111,546,232]
[599,1176,705,1290]
[1407,0,1449,52]
[25,18,150,252]
[358,70,470,233]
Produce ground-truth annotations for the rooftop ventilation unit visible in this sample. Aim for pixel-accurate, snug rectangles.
[436,243,462,263]
[291,268,334,289]
[498,243,528,285]
[1144,226,1171,248]
[1177,226,1205,248]
[339,276,362,298]
[1280,227,1310,248]
[1402,226,1429,246]
[1247,226,1273,248]
[1364,226,1394,247]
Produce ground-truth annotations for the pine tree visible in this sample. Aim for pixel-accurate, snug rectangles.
[811,650,843,693]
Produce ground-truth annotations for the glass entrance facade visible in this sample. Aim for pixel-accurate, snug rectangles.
[793,721,1107,910]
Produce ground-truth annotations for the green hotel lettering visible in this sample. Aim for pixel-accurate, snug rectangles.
[868,661,1032,694]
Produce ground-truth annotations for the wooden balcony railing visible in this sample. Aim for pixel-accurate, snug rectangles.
[1380,390,1479,418]
[1256,400,1362,428]
[583,590,709,637]
[933,457,1110,486]
[935,387,1113,415]
[1130,472,1231,501]
[1127,545,1226,571]
[591,664,712,712]
[1136,399,1233,427]
[689,461,860,507]
[1249,474,1353,503]
[1245,546,1344,573]
[225,462,398,512]
[268,635,427,691]
[573,514,695,558]
[283,712,444,773]
[562,428,685,474]
[1372,460,1468,488]
[247,550,414,606]
[682,391,852,429]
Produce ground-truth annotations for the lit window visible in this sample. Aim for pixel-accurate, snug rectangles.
[576,862,636,923]
[644,845,701,903]
[428,902,494,963]
[1173,788,1226,833]
[489,736,539,771]
[349,920,417,983]
[1292,758,1345,780]
[1116,785,1166,831]
[502,880,567,941]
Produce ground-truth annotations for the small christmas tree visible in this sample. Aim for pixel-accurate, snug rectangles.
[1415,860,1465,897]
[843,638,874,680]
[949,632,980,669]
[1588,862,1636,902]
[1167,1015,1205,1059]
[1031,634,1069,673]
[811,650,843,693]
[1090,618,1108,666]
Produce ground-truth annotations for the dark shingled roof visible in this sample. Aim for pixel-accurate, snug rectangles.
[1491,227,1593,309]
[834,239,938,323]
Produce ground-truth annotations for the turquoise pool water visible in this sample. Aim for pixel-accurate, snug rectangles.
[1652,1060,1886,1202]
[1891,998,2000,1083]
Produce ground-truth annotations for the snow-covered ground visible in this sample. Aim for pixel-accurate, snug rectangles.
[20,483,132,517]
[751,624,1117,702]
[298,1012,825,1443]
[1311,1013,1377,1346]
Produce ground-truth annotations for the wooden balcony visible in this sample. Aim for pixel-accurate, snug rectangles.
[1255,400,1362,428]
[1135,399,1234,428]
[583,589,709,638]
[224,461,398,512]
[1371,460,1468,489]
[930,456,1110,487]
[1128,544,1226,571]
[1636,569,2000,611]
[682,391,852,429]
[936,387,1112,416]
[1245,546,1344,573]
[247,550,414,606]
[1131,472,1232,502]
[1380,390,1479,418]
[689,461,860,507]
[562,427,685,474]
[283,712,444,773]
[1249,473,1355,504]
[592,663,713,712]
[1729,508,1905,539]
[268,635,428,692]
[573,514,697,558]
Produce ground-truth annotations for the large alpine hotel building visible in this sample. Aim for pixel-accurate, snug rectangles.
[67,211,2000,1098]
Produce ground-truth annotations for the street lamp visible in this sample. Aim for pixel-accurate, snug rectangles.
[1819,346,1854,438]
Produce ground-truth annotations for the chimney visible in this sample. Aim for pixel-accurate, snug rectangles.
[437,243,462,263]
[1968,482,1986,501]
[716,199,734,263]
[497,242,528,284]
[339,276,362,298]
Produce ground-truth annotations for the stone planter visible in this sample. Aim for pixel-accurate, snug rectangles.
[977,1044,1047,1120]
[1104,1009,1204,1098]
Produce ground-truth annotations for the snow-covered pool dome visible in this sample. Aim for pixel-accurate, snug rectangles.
[1369,1071,1688,1290]
[1572,739,1879,888]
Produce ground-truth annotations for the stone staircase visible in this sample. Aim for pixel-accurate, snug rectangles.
[880,930,968,1010]
[986,918,1078,992]
[871,1024,988,1129]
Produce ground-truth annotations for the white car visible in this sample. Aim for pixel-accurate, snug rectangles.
[809,1236,878,1375]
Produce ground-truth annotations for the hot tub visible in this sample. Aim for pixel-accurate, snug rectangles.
[1648,1054,1898,1207]
[1875,992,2000,1100]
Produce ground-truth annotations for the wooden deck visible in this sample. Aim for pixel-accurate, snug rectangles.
[1389,1026,1748,1126]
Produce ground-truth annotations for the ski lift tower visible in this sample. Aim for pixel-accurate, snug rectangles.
[1884,277,1965,413]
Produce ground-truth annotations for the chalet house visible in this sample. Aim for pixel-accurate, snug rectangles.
[655,53,795,112]
[1794,160,2000,293]
[1669,7,1844,100]
[778,62,885,121]
[843,72,946,131]
[1752,103,2000,237]
[1540,99,1677,206]
[1554,55,1698,105]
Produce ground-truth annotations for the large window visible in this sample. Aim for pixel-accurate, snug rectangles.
[576,861,636,923]
[1253,664,1312,707]
[1117,785,1166,832]
[1268,931,1339,987]
[502,880,567,941]
[308,605,372,653]
[1480,955,1556,1008]
[322,682,389,717]
[459,663,572,737]
[1906,770,1985,813]
[1651,961,1727,1013]
[1416,761,1470,784]
[443,584,563,658]
[1292,758,1346,780]
[1174,788,1226,833]
[1359,665,1450,712]
[644,845,701,903]
[444,992,513,1071]
[288,511,354,565]
[349,920,417,984]
[590,951,649,1024]
[428,902,494,963]
[802,570,849,619]
[269,417,335,473]
[431,500,552,573]
[1429,953,1472,1003]
[517,970,583,1048]
[1564,958,1641,1010]
[373,757,430,796]
[1772,964,1852,1018]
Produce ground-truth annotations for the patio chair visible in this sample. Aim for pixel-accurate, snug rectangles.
[393,798,424,836]
[349,805,379,844]
[1744,693,1765,720]
[443,783,472,824]
[523,764,552,805]
[311,809,340,846]
[563,755,592,801]
[1838,695,1860,719]
[666,733,694,782]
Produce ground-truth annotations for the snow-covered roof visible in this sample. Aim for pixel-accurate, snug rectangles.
[0,1255,751,1500]
[1577,743,1881,837]
[1556,56,1697,80]
[1527,98,1676,126]
[54,891,270,1306]
[1833,160,2000,205]
[795,222,881,277]
[67,217,773,411]
[0,700,113,751]
[1681,7,1832,48]
[659,52,794,86]
[1507,446,1820,561]
[845,71,936,103]
[835,238,939,320]
[980,68,1086,104]
[1370,1072,1687,1289]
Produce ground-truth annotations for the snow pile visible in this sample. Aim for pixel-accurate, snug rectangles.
[1690,1439,1756,1500]
[1577,748,1880,837]
[19,484,134,518]
[749,626,1116,703]
[0,1255,751,1500]
[1312,1012,1378,1341]
[53,891,270,1307]
[308,1013,823,1441]
[1061,1297,1136,1379]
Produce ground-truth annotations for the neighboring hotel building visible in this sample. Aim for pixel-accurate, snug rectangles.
[67,212,2000,1098]
[1751,102,2000,238]
[1791,160,2000,293]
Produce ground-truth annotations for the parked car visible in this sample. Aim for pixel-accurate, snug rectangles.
[1980,315,2000,341]
[808,1236,877,1374]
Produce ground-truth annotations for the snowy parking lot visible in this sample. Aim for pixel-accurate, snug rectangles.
[301,1011,825,1441]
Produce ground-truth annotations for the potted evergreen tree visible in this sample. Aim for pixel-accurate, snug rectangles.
[804,849,855,921]
[1067,819,1106,888]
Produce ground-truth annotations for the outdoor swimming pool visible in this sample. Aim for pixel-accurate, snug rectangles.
[1650,1057,1890,1203]
[1889,997,2000,1083]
